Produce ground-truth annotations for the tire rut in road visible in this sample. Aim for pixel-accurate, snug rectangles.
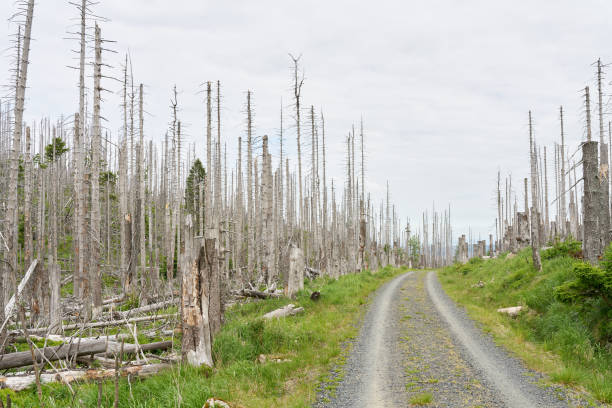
[426,270,597,408]
[314,271,413,407]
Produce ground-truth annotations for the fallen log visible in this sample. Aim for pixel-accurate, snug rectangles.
[104,340,173,356]
[0,340,108,370]
[28,334,172,355]
[76,355,117,368]
[497,306,523,317]
[0,363,171,391]
[263,304,304,319]
[102,294,126,305]
[76,341,172,367]
[118,299,176,318]
[8,313,177,336]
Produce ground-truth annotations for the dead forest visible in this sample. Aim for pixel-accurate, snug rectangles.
[0,0,455,395]
[453,59,612,269]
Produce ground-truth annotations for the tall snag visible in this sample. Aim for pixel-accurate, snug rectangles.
[528,111,542,271]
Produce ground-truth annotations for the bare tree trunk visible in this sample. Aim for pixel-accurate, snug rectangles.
[6,0,35,310]
[246,91,254,280]
[597,60,610,247]
[583,87,601,263]
[138,84,147,302]
[559,106,567,238]
[206,82,213,235]
[23,127,33,267]
[89,24,103,313]
[290,55,304,246]
[48,126,60,332]
[262,136,274,285]
[528,112,542,271]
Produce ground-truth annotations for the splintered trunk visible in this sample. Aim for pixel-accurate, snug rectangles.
[583,87,601,263]
[285,244,304,298]
[583,140,600,263]
[180,216,213,367]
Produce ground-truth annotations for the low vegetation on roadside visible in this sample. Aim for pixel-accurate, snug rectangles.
[439,240,612,403]
[5,266,406,408]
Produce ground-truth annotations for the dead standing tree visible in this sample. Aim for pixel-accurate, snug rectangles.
[4,0,35,321]
[528,112,542,271]
[583,87,601,264]
[596,60,610,247]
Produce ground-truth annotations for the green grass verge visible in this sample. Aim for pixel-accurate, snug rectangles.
[438,247,612,403]
[5,266,408,407]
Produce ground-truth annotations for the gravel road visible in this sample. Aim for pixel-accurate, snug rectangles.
[315,270,596,407]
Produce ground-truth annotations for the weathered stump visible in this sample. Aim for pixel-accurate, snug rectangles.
[583,141,601,263]
[285,244,304,298]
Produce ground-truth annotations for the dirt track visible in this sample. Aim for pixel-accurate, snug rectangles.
[315,270,594,407]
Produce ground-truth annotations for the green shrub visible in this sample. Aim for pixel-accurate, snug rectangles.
[555,263,612,308]
[542,238,582,260]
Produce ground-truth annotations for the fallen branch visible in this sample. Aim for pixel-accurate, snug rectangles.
[232,289,282,299]
[117,300,176,319]
[8,313,177,336]
[0,363,171,391]
[263,304,304,319]
[102,295,126,306]
[0,339,109,370]
[1,260,38,335]
[497,306,523,317]
[304,266,320,279]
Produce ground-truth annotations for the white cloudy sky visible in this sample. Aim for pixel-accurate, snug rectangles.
[1,0,610,242]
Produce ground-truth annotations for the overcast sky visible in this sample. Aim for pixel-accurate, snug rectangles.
[1,0,610,242]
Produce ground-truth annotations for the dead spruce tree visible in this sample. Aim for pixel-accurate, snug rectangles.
[528,112,542,271]
[0,23,423,370]
[5,0,35,315]
[583,86,601,264]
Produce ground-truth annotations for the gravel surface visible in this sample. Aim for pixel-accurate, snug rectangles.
[314,271,414,407]
[315,270,598,407]
[426,271,596,408]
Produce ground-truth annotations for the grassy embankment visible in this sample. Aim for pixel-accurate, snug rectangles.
[2,266,408,407]
[439,242,612,403]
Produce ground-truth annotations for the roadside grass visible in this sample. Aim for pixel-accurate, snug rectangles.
[7,266,407,407]
[438,247,612,403]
